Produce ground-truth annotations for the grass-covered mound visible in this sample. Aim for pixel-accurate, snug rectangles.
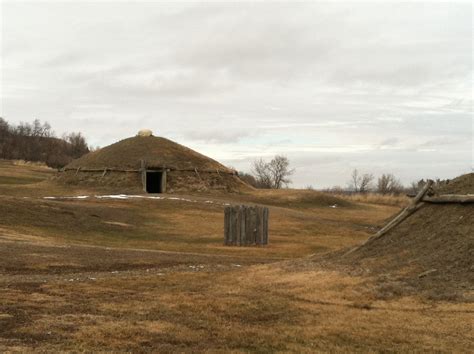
[317,173,474,300]
[437,172,474,194]
[66,135,232,172]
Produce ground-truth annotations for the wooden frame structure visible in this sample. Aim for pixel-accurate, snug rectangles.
[140,160,168,193]
[224,205,269,246]
[345,180,474,255]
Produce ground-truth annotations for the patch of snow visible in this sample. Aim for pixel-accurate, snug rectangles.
[42,194,231,206]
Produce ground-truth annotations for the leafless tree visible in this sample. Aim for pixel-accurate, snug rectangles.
[268,155,294,189]
[251,155,294,189]
[238,171,259,188]
[0,117,90,168]
[349,169,374,193]
[64,132,89,158]
[251,158,273,188]
[359,173,374,193]
[377,173,404,194]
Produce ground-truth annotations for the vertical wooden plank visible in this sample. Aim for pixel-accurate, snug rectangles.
[248,206,257,246]
[263,207,269,245]
[240,205,246,246]
[236,206,242,246]
[141,170,147,192]
[256,206,264,245]
[254,206,260,245]
[228,206,234,245]
[224,206,230,245]
[232,206,239,245]
[161,170,167,193]
[251,206,259,245]
[248,206,255,246]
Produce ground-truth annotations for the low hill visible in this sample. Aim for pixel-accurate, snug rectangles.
[437,172,474,194]
[66,136,232,172]
[318,173,474,301]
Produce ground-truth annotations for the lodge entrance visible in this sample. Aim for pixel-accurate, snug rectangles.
[145,171,166,193]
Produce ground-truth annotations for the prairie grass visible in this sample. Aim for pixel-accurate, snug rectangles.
[332,192,410,207]
[0,160,471,352]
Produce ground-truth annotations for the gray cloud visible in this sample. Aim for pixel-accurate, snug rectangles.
[1,1,472,188]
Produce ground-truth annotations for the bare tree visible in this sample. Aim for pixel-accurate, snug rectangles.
[268,155,294,189]
[0,117,90,168]
[377,173,404,194]
[251,155,294,189]
[349,169,374,193]
[359,173,374,193]
[238,171,259,188]
[65,132,89,158]
[350,169,361,192]
[251,158,273,188]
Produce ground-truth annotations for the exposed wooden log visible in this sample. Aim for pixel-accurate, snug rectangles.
[263,207,269,245]
[62,166,236,175]
[224,207,231,245]
[194,168,202,181]
[344,180,434,256]
[65,168,141,173]
[422,194,474,203]
[230,206,238,246]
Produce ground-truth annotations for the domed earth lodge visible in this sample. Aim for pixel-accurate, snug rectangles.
[57,131,249,194]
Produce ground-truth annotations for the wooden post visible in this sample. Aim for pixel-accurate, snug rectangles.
[224,205,269,246]
[161,170,167,193]
[230,206,238,245]
[344,180,434,256]
[263,207,269,244]
[140,160,147,192]
[224,207,231,245]
[422,194,474,203]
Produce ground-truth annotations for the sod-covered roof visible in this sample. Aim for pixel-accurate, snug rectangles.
[66,136,233,172]
[437,173,474,194]
[328,172,474,299]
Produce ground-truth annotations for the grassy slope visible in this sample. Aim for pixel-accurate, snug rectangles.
[0,161,472,352]
[66,136,232,171]
[0,160,54,186]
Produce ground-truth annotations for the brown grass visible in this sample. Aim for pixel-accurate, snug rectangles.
[1,265,472,352]
[332,192,410,207]
[0,161,472,352]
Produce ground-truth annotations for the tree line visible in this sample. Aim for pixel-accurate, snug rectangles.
[326,168,449,195]
[0,117,90,169]
[238,157,445,195]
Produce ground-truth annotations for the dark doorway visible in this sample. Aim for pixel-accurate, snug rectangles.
[146,171,163,193]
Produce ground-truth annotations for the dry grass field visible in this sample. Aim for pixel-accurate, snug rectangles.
[0,160,472,352]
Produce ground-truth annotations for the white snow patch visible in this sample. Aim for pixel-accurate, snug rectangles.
[42,194,230,206]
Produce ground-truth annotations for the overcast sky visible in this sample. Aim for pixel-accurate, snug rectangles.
[1,1,472,188]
